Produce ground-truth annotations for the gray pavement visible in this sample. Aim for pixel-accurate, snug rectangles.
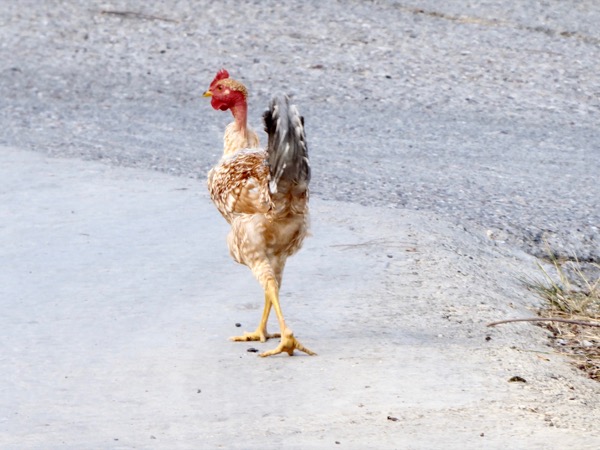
[2,1,600,448]
[2,148,600,448]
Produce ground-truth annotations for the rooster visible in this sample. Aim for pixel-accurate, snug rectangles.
[203,69,315,357]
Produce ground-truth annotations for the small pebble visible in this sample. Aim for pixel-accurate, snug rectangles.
[247,347,259,353]
[508,376,527,383]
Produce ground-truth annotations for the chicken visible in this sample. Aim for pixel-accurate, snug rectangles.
[203,69,315,357]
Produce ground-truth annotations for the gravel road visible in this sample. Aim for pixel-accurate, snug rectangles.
[1,0,599,262]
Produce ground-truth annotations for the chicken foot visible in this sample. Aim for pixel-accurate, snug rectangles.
[258,280,316,357]
[260,328,315,357]
[230,295,280,342]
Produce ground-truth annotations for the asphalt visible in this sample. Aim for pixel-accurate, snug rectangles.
[0,0,598,262]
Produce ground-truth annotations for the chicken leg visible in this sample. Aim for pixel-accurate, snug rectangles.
[231,258,315,356]
[229,260,283,343]
[257,279,315,357]
[229,294,280,343]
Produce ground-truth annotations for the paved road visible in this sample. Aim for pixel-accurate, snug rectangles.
[1,0,599,262]
[2,2,600,447]
[2,147,599,448]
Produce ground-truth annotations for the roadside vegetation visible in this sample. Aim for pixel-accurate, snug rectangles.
[526,255,600,381]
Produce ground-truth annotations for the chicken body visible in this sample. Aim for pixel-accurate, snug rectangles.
[204,71,314,357]
[208,148,308,269]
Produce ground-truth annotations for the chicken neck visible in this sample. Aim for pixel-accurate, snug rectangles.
[222,100,260,155]
[230,102,249,140]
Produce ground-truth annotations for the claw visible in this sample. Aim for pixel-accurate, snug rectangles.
[230,330,280,343]
[259,328,316,357]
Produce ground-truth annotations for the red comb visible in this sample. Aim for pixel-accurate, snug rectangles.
[209,68,230,89]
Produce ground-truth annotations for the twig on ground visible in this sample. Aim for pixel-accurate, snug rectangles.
[487,317,600,328]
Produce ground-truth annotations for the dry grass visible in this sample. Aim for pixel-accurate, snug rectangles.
[524,254,600,381]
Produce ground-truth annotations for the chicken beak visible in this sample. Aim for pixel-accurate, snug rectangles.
[203,90,213,97]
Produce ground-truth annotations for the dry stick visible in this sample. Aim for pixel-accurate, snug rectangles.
[487,318,600,328]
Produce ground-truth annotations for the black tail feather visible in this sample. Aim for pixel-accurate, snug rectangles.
[263,95,310,195]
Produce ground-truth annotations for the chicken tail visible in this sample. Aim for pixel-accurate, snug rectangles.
[263,95,310,195]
